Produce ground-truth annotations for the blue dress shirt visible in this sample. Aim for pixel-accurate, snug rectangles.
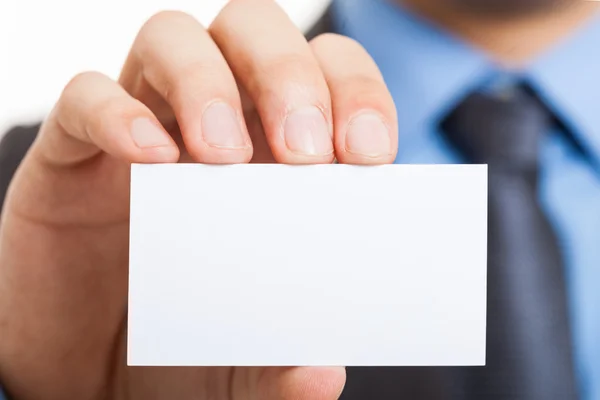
[332,1,600,399]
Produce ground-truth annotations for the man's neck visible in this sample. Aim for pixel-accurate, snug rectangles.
[401,0,600,66]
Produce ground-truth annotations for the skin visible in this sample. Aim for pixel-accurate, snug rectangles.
[436,0,571,16]
[0,0,596,399]
[405,0,599,64]
[0,2,395,399]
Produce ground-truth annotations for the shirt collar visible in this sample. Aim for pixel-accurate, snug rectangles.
[526,12,600,167]
[331,0,492,133]
[331,0,600,165]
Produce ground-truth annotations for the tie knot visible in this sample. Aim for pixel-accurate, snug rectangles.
[441,87,553,171]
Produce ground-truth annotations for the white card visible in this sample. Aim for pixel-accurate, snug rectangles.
[128,164,487,367]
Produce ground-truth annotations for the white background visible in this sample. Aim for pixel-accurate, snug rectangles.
[0,0,331,135]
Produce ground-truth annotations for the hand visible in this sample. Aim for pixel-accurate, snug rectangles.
[0,1,398,399]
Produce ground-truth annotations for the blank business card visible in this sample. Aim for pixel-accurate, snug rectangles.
[128,164,487,367]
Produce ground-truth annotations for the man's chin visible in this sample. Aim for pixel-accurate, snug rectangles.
[448,0,573,17]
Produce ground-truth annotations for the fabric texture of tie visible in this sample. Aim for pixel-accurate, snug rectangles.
[440,86,579,400]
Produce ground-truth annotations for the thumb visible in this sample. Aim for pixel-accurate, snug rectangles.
[233,367,347,400]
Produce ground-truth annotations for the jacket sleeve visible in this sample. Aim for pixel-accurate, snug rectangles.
[0,125,38,399]
[0,124,40,215]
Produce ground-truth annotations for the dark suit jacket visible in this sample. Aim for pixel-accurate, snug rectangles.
[0,8,466,400]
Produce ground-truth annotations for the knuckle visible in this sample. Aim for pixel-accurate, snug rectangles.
[55,71,104,123]
[266,53,318,76]
[160,61,226,106]
[343,75,387,92]
[61,71,102,100]
[81,97,131,138]
[85,98,110,130]
[251,54,322,91]
[310,33,364,53]
[136,11,200,54]
[85,97,131,136]
[338,76,391,107]
[141,10,197,34]
[94,96,130,119]
[55,71,126,138]
[213,0,273,26]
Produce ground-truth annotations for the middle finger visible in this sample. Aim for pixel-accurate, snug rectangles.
[210,0,335,164]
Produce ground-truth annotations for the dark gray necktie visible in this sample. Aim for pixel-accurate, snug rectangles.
[440,87,579,400]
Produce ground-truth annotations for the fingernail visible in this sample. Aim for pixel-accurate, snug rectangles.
[131,118,172,148]
[284,106,333,156]
[202,102,247,149]
[345,113,391,157]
